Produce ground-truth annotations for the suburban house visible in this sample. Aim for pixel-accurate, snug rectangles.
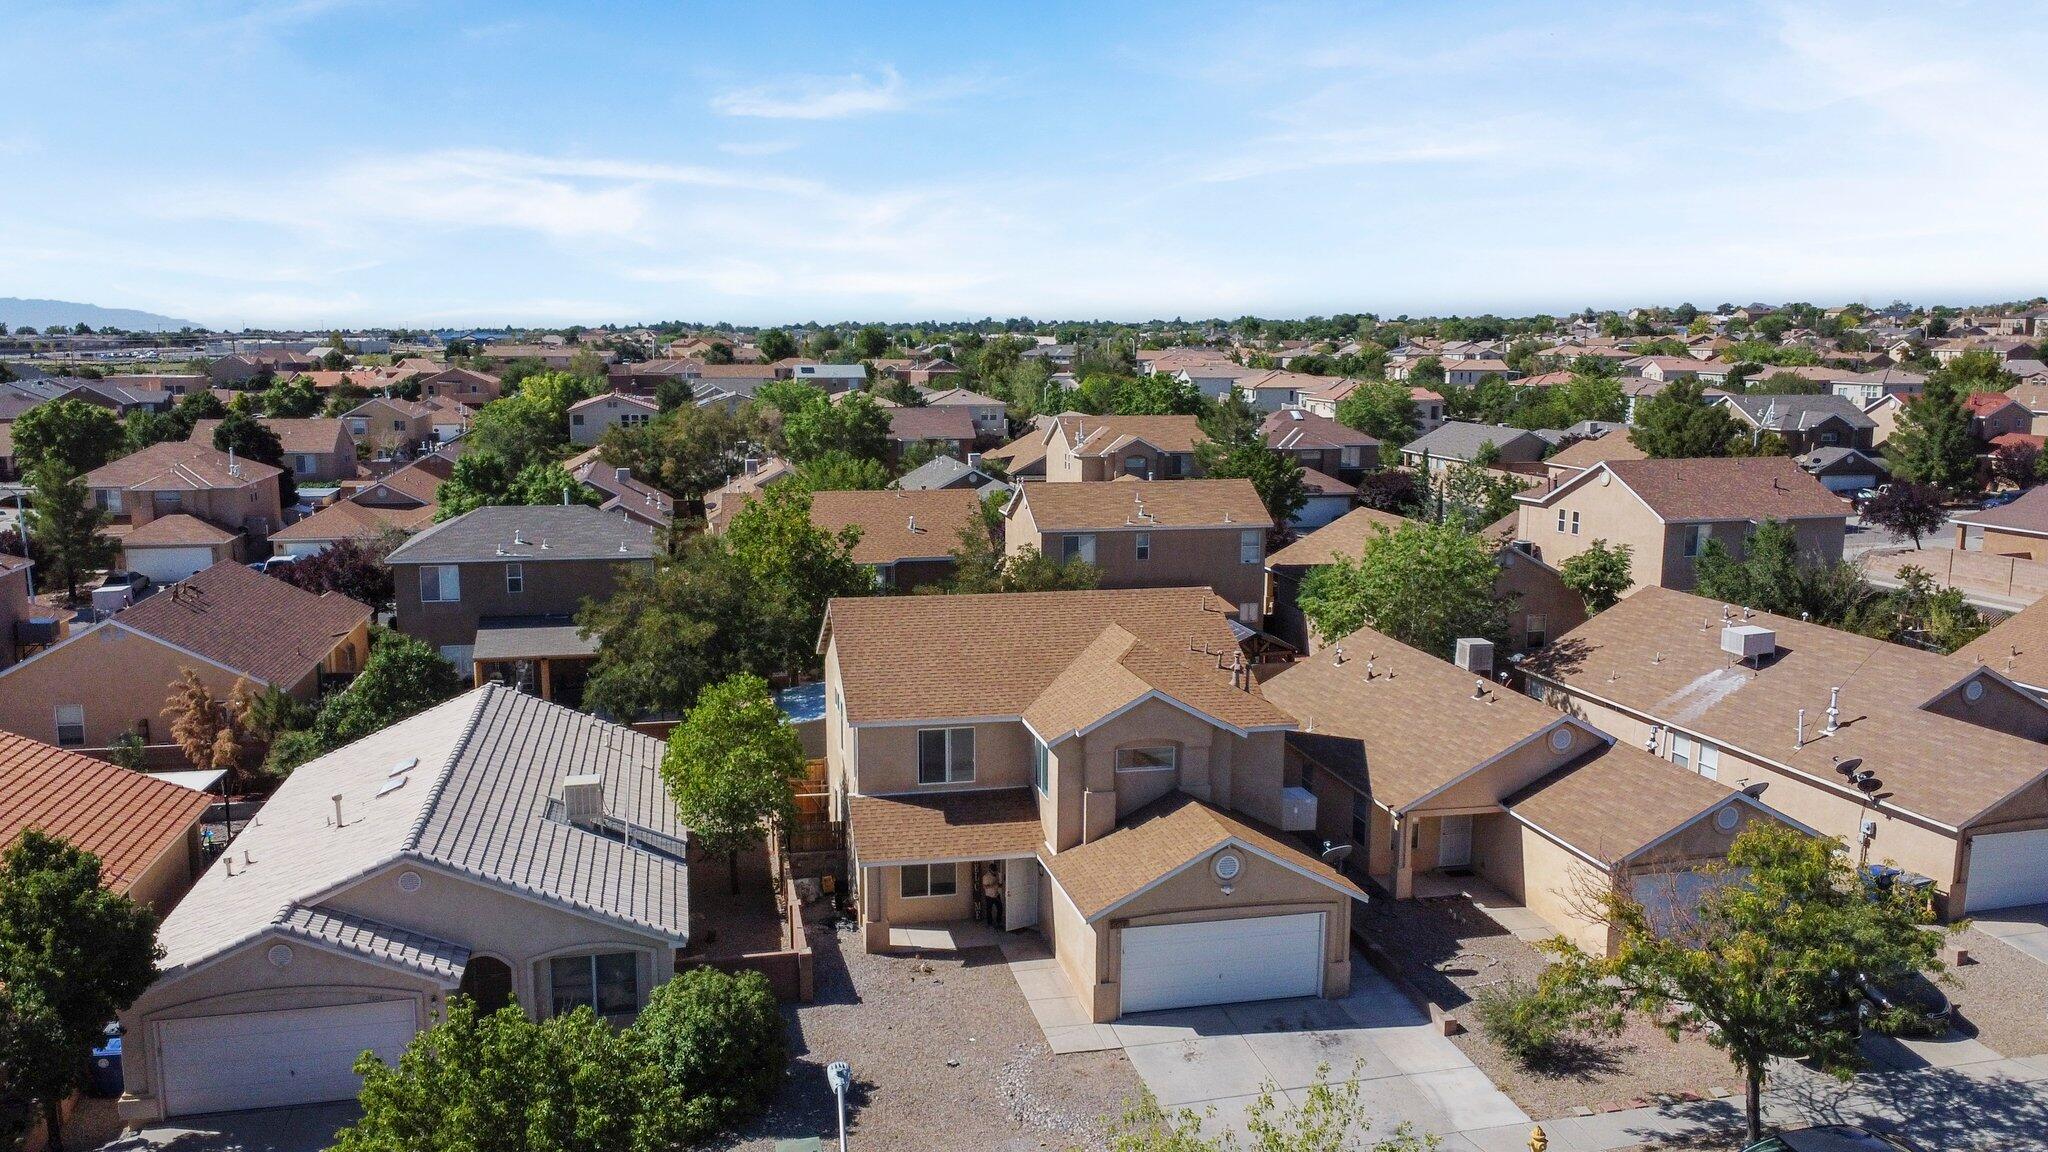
[1173,362,1258,401]
[894,454,1012,496]
[1540,428,1646,483]
[190,418,359,484]
[2001,383,2048,436]
[1957,596,2048,698]
[205,352,314,385]
[568,392,659,446]
[1965,392,2032,443]
[806,488,987,592]
[1263,506,1585,657]
[85,441,285,550]
[1263,627,1804,955]
[481,343,616,370]
[1293,470,1360,530]
[918,388,1008,438]
[1439,359,1520,387]
[1398,421,1548,473]
[268,455,450,558]
[1262,409,1379,479]
[982,421,1055,482]
[1524,588,2048,917]
[1,554,57,669]
[0,730,212,914]
[1042,413,1208,482]
[342,396,445,457]
[566,451,677,532]
[1952,486,2048,560]
[1797,447,1889,495]
[385,504,656,674]
[117,684,690,1121]
[118,515,242,584]
[884,406,977,462]
[1232,369,1330,412]
[1511,457,1847,592]
[788,362,869,391]
[1715,394,1877,454]
[705,458,795,531]
[0,562,371,752]
[418,366,503,405]
[821,587,1365,1022]
[1003,479,1273,623]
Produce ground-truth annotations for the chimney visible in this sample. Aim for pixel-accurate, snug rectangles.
[560,773,605,824]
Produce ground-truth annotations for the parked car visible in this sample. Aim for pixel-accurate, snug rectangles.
[246,556,296,574]
[1741,1125,1922,1151]
[1980,490,2022,509]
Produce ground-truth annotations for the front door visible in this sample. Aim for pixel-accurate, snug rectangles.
[1005,857,1041,931]
[1437,815,1474,869]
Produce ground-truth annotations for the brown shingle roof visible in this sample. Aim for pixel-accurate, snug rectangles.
[115,561,371,688]
[1954,597,2048,688]
[1265,506,1412,568]
[1529,586,2048,828]
[1058,413,1206,456]
[809,488,986,565]
[269,499,436,543]
[122,513,237,547]
[847,789,1043,865]
[1016,478,1271,531]
[823,587,1294,733]
[1954,484,2048,538]
[886,406,977,443]
[1262,409,1377,451]
[1505,744,1756,866]
[1544,434,1647,472]
[86,441,281,492]
[0,731,210,895]
[1529,457,1845,523]
[190,417,353,456]
[1042,794,1362,919]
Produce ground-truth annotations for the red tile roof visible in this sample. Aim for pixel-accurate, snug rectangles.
[0,731,210,895]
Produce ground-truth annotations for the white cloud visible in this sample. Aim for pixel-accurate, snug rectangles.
[711,66,907,119]
[716,140,799,157]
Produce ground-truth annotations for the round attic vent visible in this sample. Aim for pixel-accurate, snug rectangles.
[1964,680,1986,704]
[1212,852,1242,883]
[1715,806,1741,832]
[1548,728,1575,753]
[398,870,423,893]
[267,944,294,968]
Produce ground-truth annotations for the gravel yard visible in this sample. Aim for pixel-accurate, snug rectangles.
[1948,926,2048,1059]
[723,921,1143,1152]
[1359,892,1741,1121]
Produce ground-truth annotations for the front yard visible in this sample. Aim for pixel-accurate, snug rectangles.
[725,921,1143,1152]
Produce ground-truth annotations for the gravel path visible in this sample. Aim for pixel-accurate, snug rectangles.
[1950,926,2048,1058]
[722,922,1142,1152]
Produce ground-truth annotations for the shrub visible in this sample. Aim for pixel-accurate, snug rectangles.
[633,967,786,1143]
[1475,979,1568,1064]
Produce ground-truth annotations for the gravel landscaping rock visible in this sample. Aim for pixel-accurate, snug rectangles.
[1948,926,2048,1059]
[723,922,1142,1151]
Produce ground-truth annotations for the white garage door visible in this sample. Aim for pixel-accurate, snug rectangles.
[159,1000,419,1116]
[1965,829,2048,912]
[1119,912,1324,1015]
[127,546,220,585]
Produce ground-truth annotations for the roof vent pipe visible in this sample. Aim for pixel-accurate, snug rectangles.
[1796,708,1806,748]
[332,793,344,828]
[1825,687,1841,734]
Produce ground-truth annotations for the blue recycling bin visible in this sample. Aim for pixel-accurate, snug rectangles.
[88,1033,123,1098]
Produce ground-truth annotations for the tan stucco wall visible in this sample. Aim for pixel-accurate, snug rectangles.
[1981,528,2048,561]
[0,627,263,749]
[124,827,204,917]
[1005,516,1268,615]
[865,862,974,927]
[1516,477,1672,587]
[848,718,1035,797]
[1505,822,1613,955]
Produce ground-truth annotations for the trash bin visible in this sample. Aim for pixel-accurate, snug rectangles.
[88,1029,123,1098]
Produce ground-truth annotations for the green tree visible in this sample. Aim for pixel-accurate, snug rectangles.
[788,450,893,492]
[212,409,296,504]
[1104,1067,1432,1152]
[578,539,741,721]
[302,630,464,754]
[10,397,124,473]
[653,375,693,413]
[755,328,796,362]
[1886,372,1980,492]
[1205,442,1304,525]
[337,999,653,1152]
[1862,481,1946,548]
[23,461,116,601]
[1533,824,1951,1144]
[435,454,600,520]
[779,389,890,464]
[662,673,803,893]
[1296,521,1507,657]
[633,967,787,1145]
[123,409,183,453]
[854,325,890,359]
[722,487,872,678]
[1333,380,1417,447]
[1558,539,1633,612]
[261,375,322,417]
[1628,379,1740,458]
[0,832,162,1152]
[1935,348,2020,393]
[1693,518,1806,616]
[468,370,592,461]
[599,404,746,518]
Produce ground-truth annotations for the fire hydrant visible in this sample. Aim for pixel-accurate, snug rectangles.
[1528,1126,1548,1152]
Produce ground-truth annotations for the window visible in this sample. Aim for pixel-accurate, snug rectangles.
[419,564,461,603]
[1669,732,1693,770]
[1240,529,1262,565]
[571,414,585,426]
[55,706,84,748]
[901,863,958,898]
[1134,532,1151,561]
[1124,453,1148,475]
[1820,430,1840,445]
[1062,534,1096,564]
[1696,743,1721,781]
[1239,600,1261,623]
[916,727,975,784]
[1525,613,1548,649]
[1556,509,1567,532]
[1570,511,1581,535]
[549,952,638,1018]
[293,454,315,475]
[1350,795,1370,846]
[1682,524,1710,558]
[1033,739,1049,794]
[1115,746,1177,773]
[505,562,524,594]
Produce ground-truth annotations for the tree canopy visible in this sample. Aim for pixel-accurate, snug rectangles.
[23,460,115,601]
[1886,372,1979,492]
[1628,379,1740,458]
[661,672,803,892]
[10,397,124,474]
[1558,539,1633,612]
[436,454,600,520]
[1297,521,1507,657]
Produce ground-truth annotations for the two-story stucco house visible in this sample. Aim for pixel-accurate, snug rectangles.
[1042,413,1208,482]
[1511,457,1847,593]
[821,588,1363,1023]
[1003,479,1274,624]
[568,392,660,446]
[85,441,286,549]
[190,417,360,484]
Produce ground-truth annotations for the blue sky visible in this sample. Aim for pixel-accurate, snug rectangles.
[4,0,2043,328]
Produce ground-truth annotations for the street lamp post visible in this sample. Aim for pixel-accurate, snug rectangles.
[825,1061,851,1152]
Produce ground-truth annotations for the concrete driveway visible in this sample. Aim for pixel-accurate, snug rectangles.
[93,1102,358,1152]
[1972,904,2048,968]
[1115,962,1529,1149]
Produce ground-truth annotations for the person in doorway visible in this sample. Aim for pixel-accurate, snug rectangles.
[982,867,1004,928]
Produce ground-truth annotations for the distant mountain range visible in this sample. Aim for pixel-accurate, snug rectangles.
[0,298,201,332]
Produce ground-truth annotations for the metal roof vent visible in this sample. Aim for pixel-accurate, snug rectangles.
[1721,625,1776,662]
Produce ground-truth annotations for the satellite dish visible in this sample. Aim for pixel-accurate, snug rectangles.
[1834,757,1864,776]
[1855,775,1882,794]
[1321,843,1355,867]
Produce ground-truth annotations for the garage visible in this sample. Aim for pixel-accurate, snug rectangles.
[158,1000,419,1116]
[125,545,226,586]
[1965,828,2048,912]
[1118,912,1324,1015]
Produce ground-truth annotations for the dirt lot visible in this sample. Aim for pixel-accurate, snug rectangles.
[1948,926,2048,1058]
[723,921,1143,1152]
[1358,893,1742,1120]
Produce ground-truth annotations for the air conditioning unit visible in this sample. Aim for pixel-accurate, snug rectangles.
[1721,625,1776,661]
[1279,786,1318,832]
[1455,637,1495,675]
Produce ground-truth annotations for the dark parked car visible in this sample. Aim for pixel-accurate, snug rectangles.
[1742,1125,1922,1151]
